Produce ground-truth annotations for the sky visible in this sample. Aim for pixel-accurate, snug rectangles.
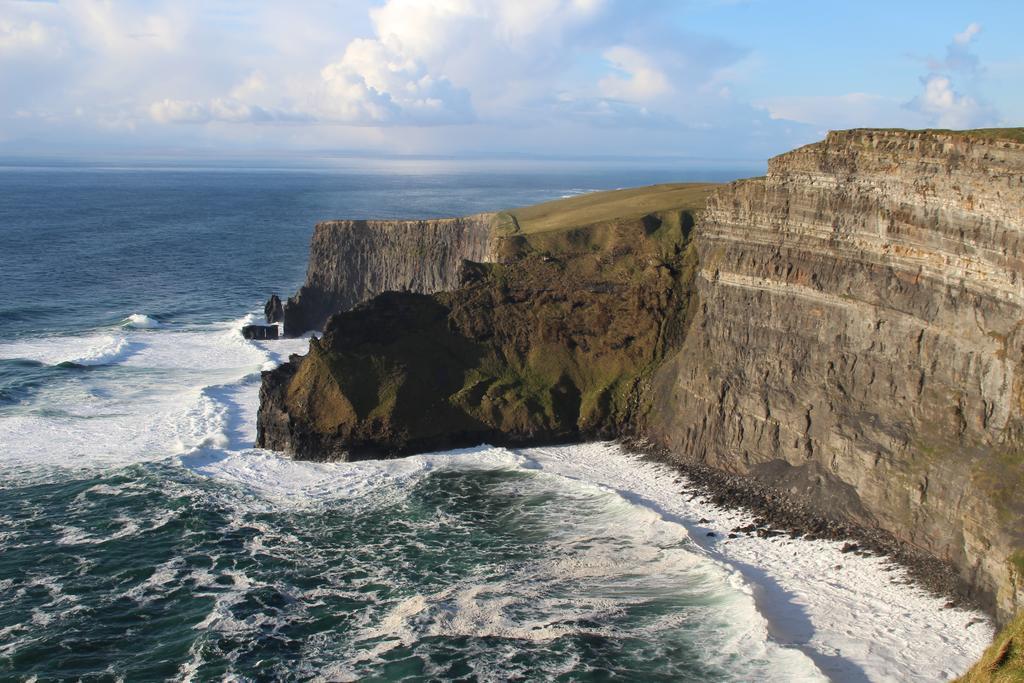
[1,0,1021,162]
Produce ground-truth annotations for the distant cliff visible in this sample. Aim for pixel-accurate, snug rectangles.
[646,129,1024,622]
[282,214,495,335]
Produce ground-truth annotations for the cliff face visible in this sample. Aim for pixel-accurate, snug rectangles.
[259,205,700,458]
[257,141,1024,622]
[283,214,495,335]
[645,129,1024,621]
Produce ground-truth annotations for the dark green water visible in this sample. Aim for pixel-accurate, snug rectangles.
[0,461,807,681]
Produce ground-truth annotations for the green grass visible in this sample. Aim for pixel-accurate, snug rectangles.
[498,183,719,236]
[958,611,1024,682]
[1012,550,1024,578]
[844,127,1024,144]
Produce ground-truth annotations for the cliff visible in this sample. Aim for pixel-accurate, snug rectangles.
[282,214,495,335]
[280,185,716,336]
[259,184,714,457]
[257,130,1024,626]
[646,129,1024,622]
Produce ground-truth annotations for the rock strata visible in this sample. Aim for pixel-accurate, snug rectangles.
[282,214,495,335]
[257,133,1024,625]
[258,202,701,459]
[645,128,1024,622]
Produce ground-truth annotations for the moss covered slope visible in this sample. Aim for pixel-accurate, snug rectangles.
[257,185,711,459]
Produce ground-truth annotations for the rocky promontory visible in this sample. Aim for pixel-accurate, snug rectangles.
[259,185,714,457]
[646,128,1024,623]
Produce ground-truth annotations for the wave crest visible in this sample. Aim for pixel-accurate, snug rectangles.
[122,314,162,329]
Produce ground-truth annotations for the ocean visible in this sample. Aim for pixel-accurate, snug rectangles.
[0,160,990,681]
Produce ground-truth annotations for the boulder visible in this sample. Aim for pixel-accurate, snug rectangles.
[242,324,279,341]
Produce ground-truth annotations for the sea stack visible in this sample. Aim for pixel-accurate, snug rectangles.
[242,324,279,340]
[264,294,284,324]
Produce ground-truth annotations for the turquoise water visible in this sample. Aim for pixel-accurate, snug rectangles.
[0,161,824,681]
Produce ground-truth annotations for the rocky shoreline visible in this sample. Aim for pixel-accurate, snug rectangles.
[625,437,981,615]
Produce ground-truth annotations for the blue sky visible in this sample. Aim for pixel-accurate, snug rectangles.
[1,0,1020,161]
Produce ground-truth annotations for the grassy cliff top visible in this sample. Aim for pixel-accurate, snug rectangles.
[499,183,719,236]
[958,610,1024,682]
[838,127,1024,144]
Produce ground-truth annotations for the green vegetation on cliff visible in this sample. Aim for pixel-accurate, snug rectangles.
[959,611,1024,682]
[258,183,712,459]
[495,183,717,236]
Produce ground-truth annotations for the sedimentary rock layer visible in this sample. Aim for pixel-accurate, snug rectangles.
[646,129,1024,621]
[283,214,495,335]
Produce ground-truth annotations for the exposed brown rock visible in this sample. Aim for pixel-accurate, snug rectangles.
[257,131,1024,625]
[259,207,700,459]
[645,128,1024,622]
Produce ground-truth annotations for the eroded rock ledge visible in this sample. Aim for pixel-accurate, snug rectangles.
[282,214,495,335]
[259,190,705,458]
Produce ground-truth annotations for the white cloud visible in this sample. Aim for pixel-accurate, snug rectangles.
[598,46,671,102]
[149,99,210,124]
[0,18,57,55]
[315,36,473,125]
[907,22,997,129]
[230,72,268,101]
[908,75,992,129]
[148,97,312,125]
[0,0,813,158]
[954,22,981,46]
[758,22,999,132]
[758,92,928,130]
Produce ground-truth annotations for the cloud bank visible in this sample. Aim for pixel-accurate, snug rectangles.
[0,3,1011,159]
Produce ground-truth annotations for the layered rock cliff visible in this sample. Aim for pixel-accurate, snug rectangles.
[282,214,495,335]
[257,131,1024,624]
[646,129,1024,622]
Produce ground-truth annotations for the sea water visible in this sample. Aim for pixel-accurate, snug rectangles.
[0,160,989,681]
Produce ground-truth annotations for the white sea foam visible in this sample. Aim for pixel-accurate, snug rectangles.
[191,442,994,681]
[0,333,140,367]
[122,313,162,329]
[0,311,311,475]
[516,443,995,682]
[558,188,599,199]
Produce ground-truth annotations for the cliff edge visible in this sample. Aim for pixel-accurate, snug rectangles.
[258,130,1024,626]
[259,184,714,457]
